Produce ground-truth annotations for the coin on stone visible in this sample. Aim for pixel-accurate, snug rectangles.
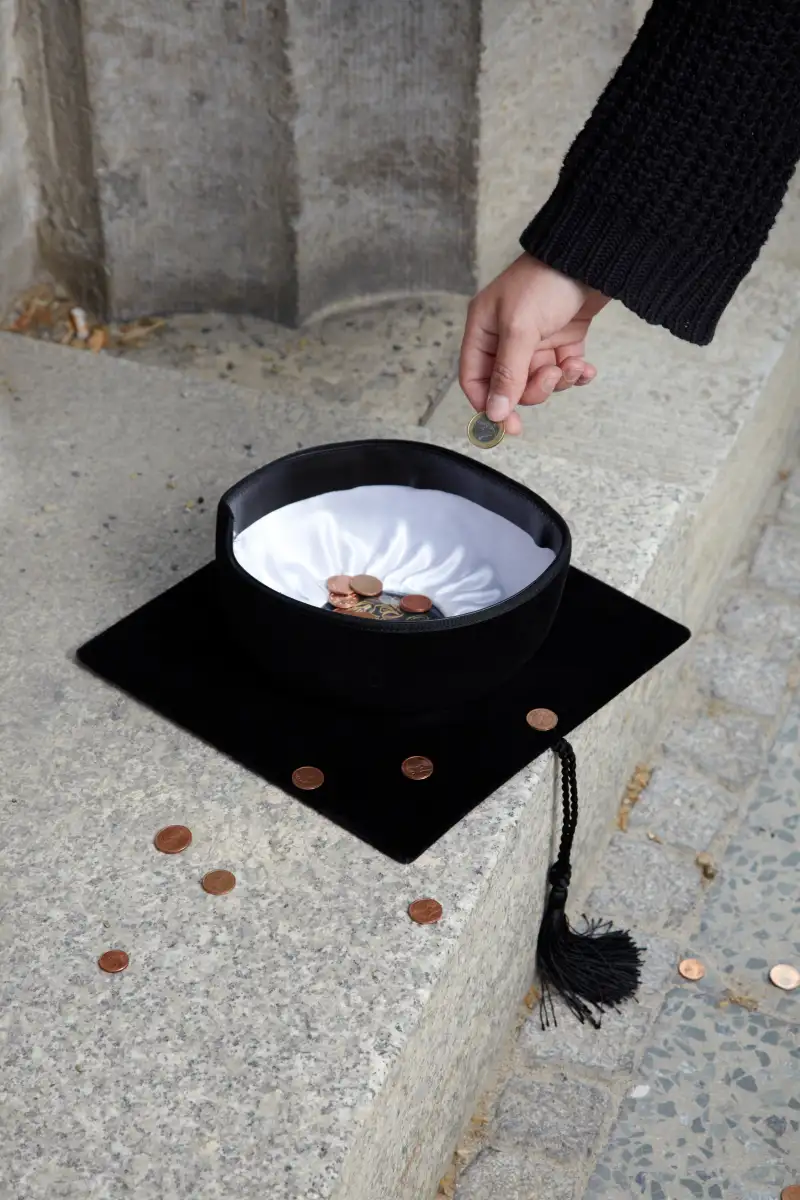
[400,594,433,614]
[98,949,129,974]
[467,412,505,450]
[350,574,383,597]
[154,824,192,854]
[526,707,559,732]
[678,958,705,981]
[327,575,353,594]
[769,963,800,991]
[202,869,236,895]
[330,592,359,609]
[408,898,443,925]
[401,755,434,780]
[292,766,324,790]
[780,1186,800,1200]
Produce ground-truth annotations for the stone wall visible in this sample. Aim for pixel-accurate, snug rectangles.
[0,0,37,315]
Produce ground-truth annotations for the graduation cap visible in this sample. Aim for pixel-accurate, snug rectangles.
[77,439,689,1026]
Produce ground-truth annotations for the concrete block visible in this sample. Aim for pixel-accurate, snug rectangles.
[0,0,38,312]
[586,835,701,929]
[454,1147,576,1200]
[691,635,792,718]
[662,710,770,790]
[476,0,636,285]
[79,0,297,321]
[518,932,680,1075]
[752,522,800,596]
[627,762,738,851]
[15,0,106,311]
[718,589,800,662]
[492,1077,611,1161]
[288,0,479,320]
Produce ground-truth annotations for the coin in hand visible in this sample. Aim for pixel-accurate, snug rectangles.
[467,412,505,450]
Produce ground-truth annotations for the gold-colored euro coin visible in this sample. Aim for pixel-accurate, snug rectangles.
[467,412,505,450]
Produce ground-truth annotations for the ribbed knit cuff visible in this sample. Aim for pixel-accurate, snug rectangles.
[520,179,754,346]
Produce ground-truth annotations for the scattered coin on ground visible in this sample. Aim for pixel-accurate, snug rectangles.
[408,898,443,925]
[467,412,505,450]
[154,824,193,854]
[526,707,559,732]
[202,869,236,895]
[401,755,434,780]
[350,574,383,597]
[678,958,705,981]
[769,963,800,991]
[400,594,433,614]
[292,766,325,790]
[98,950,129,974]
[327,575,353,594]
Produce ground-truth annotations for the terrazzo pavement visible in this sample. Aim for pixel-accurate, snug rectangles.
[452,467,800,1200]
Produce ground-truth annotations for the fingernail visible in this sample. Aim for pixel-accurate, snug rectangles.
[541,369,562,396]
[487,394,511,421]
[562,367,581,384]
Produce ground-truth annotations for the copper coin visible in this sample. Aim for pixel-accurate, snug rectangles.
[327,574,353,594]
[202,869,236,895]
[350,574,383,597]
[330,592,359,609]
[780,1187,800,1200]
[400,594,433,614]
[678,958,705,981]
[769,963,800,991]
[98,949,129,974]
[292,765,325,790]
[408,898,443,925]
[401,755,434,781]
[154,824,192,854]
[526,707,558,732]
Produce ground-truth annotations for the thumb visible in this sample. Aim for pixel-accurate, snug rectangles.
[486,324,537,423]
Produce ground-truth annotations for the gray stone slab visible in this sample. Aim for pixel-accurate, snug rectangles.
[662,710,770,790]
[718,589,800,663]
[0,336,693,1200]
[492,1078,611,1162]
[691,635,792,718]
[752,523,800,596]
[586,835,701,930]
[627,762,739,851]
[691,699,800,1020]
[584,990,800,1200]
[455,1148,575,1200]
[518,933,681,1075]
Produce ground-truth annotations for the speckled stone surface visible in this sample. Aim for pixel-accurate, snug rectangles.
[584,990,800,1199]
[0,335,694,1200]
[452,447,800,1200]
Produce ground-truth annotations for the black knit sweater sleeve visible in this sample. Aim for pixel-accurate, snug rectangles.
[520,0,800,345]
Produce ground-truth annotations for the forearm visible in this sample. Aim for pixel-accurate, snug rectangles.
[520,0,800,345]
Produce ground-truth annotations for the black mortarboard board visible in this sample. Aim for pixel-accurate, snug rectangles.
[77,439,689,1025]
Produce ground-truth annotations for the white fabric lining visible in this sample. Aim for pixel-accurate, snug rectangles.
[232,485,556,617]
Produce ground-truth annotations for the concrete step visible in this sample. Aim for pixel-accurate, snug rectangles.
[1,248,798,1200]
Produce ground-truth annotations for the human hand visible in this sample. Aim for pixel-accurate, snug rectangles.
[459,254,609,435]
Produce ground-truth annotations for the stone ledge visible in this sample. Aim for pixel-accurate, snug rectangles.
[0,334,692,1200]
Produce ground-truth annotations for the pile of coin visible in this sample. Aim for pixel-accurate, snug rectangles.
[326,574,437,622]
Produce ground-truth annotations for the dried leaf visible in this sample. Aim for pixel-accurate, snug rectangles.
[523,983,540,1011]
[70,307,90,340]
[88,327,109,353]
[116,317,166,344]
[646,831,662,844]
[724,990,758,1012]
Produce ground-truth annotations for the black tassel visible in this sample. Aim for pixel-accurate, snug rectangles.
[536,738,643,1028]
